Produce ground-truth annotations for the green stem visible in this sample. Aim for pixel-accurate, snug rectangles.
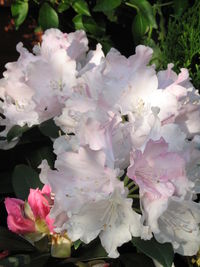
[125,2,139,12]
[154,1,173,7]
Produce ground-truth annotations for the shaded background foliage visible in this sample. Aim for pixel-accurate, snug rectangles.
[0,0,200,266]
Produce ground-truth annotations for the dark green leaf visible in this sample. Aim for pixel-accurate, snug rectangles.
[12,164,43,200]
[132,12,149,43]
[94,0,121,12]
[0,171,13,194]
[57,1,70,13]
[132,237,174,267]
[82,16,105,36]
[7,125,29,142]
[72,0,91,16]
[11,0,28,29]
[128,0,157,28]
[38,2,59,30]
[0,253,49,267]
[173,0,189,16]
[120,253,155,267]
[0,227,35,252]
[39,119,61,139]
[78,238,108,261]
[27,145,55,169]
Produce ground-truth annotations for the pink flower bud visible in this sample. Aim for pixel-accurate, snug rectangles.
[28,185,54,233]
[4,198,35,234]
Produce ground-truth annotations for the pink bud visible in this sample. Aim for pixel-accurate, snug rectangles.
[28,185,54,232]
[28,187,50,220]
[4,198,35,234]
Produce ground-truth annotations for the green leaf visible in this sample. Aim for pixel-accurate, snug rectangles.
[11,0,28,29]
[12,164,43,200]
[0,227,35,252]
[73,239,82,250]
[72,0,91,16]
[93,0,121,12]
[173,0,189,16]
[27,145,55,169]
[82,16,105,36]
[7,125,29,142]
[132,237,174,267]
[73,14,85,30]
[39,119,61,139]
[0,253,49,267]
[132,12,149,43]
[78,238,108,261]
[38,2,59,30]
[128,0,157,28]
[57,1,70,13]
[120,253,155,267]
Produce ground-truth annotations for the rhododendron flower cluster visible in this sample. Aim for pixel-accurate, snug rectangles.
[1,29,200,259]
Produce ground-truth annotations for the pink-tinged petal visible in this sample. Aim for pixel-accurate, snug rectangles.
[127,138,187,198]
[5,198,35,234]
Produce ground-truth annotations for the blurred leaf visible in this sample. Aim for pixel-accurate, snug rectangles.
[173,0,189,16]
[38,2,59,30]
[73,14,85,30]
[94,0,121,12]
[7,125,29,142]
[0,252,49,267]
[11,0,28,29]
[132,12,149,43]
[103,9,118,22]
[0,227,35,252]
[0,171,13,194]
[57,1,70,13]
[12,164,43,200]
[128,0,157,28]
[72,0,91,16]
[120,253,155,267]
[27,145,55,169]
[82,16,105,36]
[132,237,174,267]
[39,119,61,139]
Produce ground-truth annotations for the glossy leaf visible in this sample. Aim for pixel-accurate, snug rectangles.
[128,0,157,28]
[57,1,70,13]
[39,119,61,139]
[132,12,149,43]
[38,2,59,30]
[11,0,28,29]
[72,0,91,16]
[120,253,155,267]
[73,14,85,30]
[7,125,29,142]
[12,164,43,200]
[0,227,35,252]
[82,16,105,36]
[94,0,122,12]
[132,237,174,267]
